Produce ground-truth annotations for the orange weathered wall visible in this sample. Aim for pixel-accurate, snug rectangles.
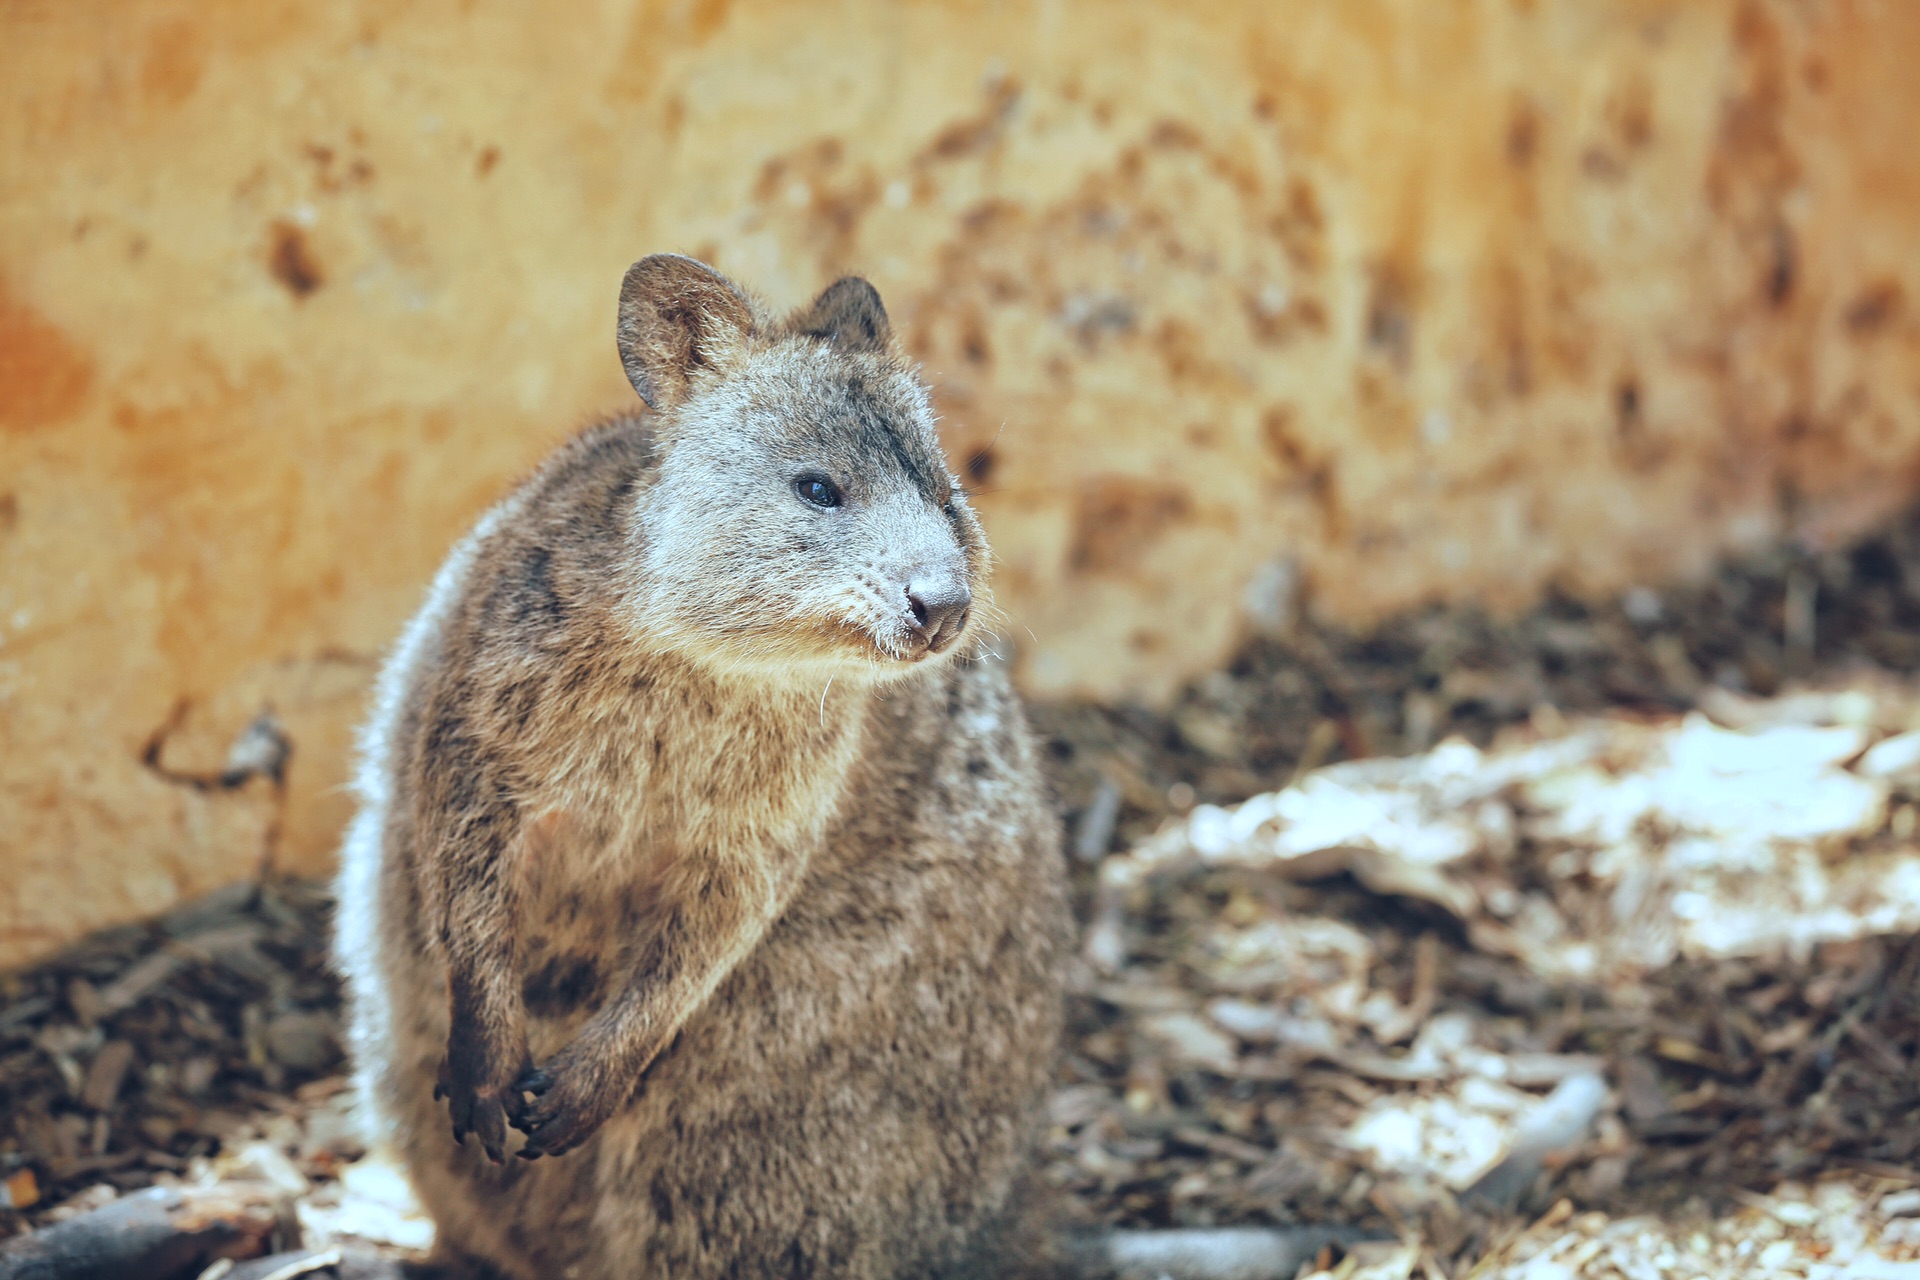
[4,0,1920,968]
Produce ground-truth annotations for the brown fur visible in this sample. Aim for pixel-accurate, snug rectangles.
[334,256,1071,1279]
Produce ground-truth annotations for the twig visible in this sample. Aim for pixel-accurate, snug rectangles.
[0,1185,278,1280]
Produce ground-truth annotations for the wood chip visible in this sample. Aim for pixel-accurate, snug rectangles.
[79,1040,136,1112]
[94,952,184,1016]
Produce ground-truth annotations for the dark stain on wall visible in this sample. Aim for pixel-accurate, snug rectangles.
[1069,476,1193,574]
[268,221,324,298]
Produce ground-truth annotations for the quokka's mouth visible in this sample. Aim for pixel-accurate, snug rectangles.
[814,611,972,668]
[902,633,959,662]
[927,608,970,654]
[902,614,974,660]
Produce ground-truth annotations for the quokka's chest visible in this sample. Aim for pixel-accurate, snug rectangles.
[507,677,866,840]
[499,705,864,925]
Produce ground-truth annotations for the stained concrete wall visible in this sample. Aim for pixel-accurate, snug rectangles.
[4,0,1920,968]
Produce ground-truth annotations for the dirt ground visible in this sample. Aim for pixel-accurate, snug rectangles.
[11,506,1920,1277]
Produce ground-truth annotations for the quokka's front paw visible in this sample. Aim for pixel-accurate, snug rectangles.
[509,1047,636,1159]
[435,1038,532,1164]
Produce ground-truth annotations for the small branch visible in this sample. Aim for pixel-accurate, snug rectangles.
[0,1185,278,1280]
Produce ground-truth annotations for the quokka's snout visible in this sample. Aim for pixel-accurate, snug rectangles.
[905,571,971,653]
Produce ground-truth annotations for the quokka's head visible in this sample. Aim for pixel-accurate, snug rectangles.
[615,254,990,684]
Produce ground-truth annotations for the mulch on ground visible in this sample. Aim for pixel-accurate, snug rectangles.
[11,504,1920,1276]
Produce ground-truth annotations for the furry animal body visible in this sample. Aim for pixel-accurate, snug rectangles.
[333,256,1071,1279]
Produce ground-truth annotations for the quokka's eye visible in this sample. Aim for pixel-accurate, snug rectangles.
[794,475,842,509]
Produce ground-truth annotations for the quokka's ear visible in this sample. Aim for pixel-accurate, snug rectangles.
[617,254,758,410]
[789,276,892,353]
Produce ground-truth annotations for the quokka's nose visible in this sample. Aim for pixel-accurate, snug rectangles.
[905,579,972,652]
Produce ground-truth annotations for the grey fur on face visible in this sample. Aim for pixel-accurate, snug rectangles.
[617,256,988,680]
